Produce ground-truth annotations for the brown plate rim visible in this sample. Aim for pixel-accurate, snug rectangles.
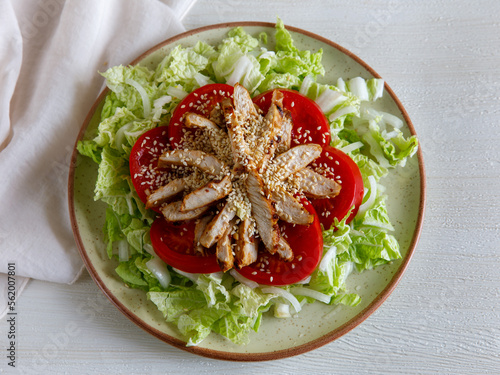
[68,21,426,362]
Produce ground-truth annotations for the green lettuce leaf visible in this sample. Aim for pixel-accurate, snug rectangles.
[213,27,259,81]
[94,147,151,220]
[356,195,394,232]
[115,255,149,290]
[101,65,157,118]
[350,227,401,271]
[309,213,353,296]
[365,120,419,167]
[231,284,274,317]
[154,43,214,90]
[101,91,124,121]
[76,140,102,164]
[330,293,361,306]
[258,72,301,92]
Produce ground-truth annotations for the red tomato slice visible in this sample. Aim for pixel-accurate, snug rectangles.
[129,126,171,212]
[168,83,234,149]
[149,218,220,274]
[310,145,364,229]
[236,200,323,286]
[252,89,331,147]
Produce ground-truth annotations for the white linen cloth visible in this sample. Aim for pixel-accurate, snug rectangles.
[0,0,196,319]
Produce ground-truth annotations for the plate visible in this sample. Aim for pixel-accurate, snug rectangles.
[68,22,426,361]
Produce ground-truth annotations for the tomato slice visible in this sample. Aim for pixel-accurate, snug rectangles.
[129,126,171,212]
[252,89,331,147]
[168,83,234,149]
[236,200,323,286]
[310,145,364,229]
[149,218,220,274]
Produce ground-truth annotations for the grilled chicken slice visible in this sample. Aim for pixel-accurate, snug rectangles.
[234,218,259,268]
[146,178,186,209]
[233,83,258,119]
[194,214,214,255]
[158,149,226,177]
[160,201,209,222]
[276,237,294,262]
[180,174,232,212]
[292,168,341,199]
[221,98,254,169]
[276,111,293,154]
[216,224,234,272]
[184,112,220,132]
[271,187,314,225]
[199,201,236,248]
[245,170,280,254]
[256,90,284,171]
[209,106,225,128]
[270,143,322,181]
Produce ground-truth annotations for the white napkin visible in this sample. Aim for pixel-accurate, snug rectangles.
[0,0,196,319]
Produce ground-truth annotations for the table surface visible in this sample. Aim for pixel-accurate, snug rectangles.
[2,1,500,374]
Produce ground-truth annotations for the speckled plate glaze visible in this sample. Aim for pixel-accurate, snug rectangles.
[68,22,426,361]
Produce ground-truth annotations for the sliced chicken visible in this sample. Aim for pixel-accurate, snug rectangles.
[160,201,209,222]
[221,98,254,169]
[199,201,236,248]
[270,143,322,181]
[271,187,314,225]
[245,170,280,254]
[292,168,341,199]
[158,149,226,177]
[184,112,221,132]
[256,90,284,171]
[276,111,293,154]
[193,214,214,255]
[276,237,294,262]
[181,174,232,212]
[234,218,259,268]
[233,83,258,119]
[209,106,225,128]
[146,178,186,209]
[216,224,234,272]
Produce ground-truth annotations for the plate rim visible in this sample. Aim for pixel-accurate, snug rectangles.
[68,21,426,362]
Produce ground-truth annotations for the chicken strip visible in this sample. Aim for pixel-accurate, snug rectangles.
[276,111,293,154]
[292,168,341,199]
[184,112,220,132]
[234,218,259,268]
[199,202,236,248]
[276,237,294,262]
[158,149,226,177]
[216,224,234,272]
[271,187,314,225]
[245,170,280,254]
[146,178,186,209]
[233,83,258,119]
[160,201,209,222]
[269,143,322,181]
[193,214,214,255]
[180,174,232,212]
[256,90,284,171]
[221,98,254,169]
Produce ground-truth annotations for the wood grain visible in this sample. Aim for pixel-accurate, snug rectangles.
[1,0,499,374]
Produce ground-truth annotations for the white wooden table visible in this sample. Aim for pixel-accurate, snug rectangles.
[2,1,499,374]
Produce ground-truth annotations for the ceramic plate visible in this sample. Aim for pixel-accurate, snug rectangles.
[68,22,426,361]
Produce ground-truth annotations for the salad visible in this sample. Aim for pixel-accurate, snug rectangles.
[77,20,418,346]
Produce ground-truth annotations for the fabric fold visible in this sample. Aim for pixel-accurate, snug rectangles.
[0,0,196,319]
